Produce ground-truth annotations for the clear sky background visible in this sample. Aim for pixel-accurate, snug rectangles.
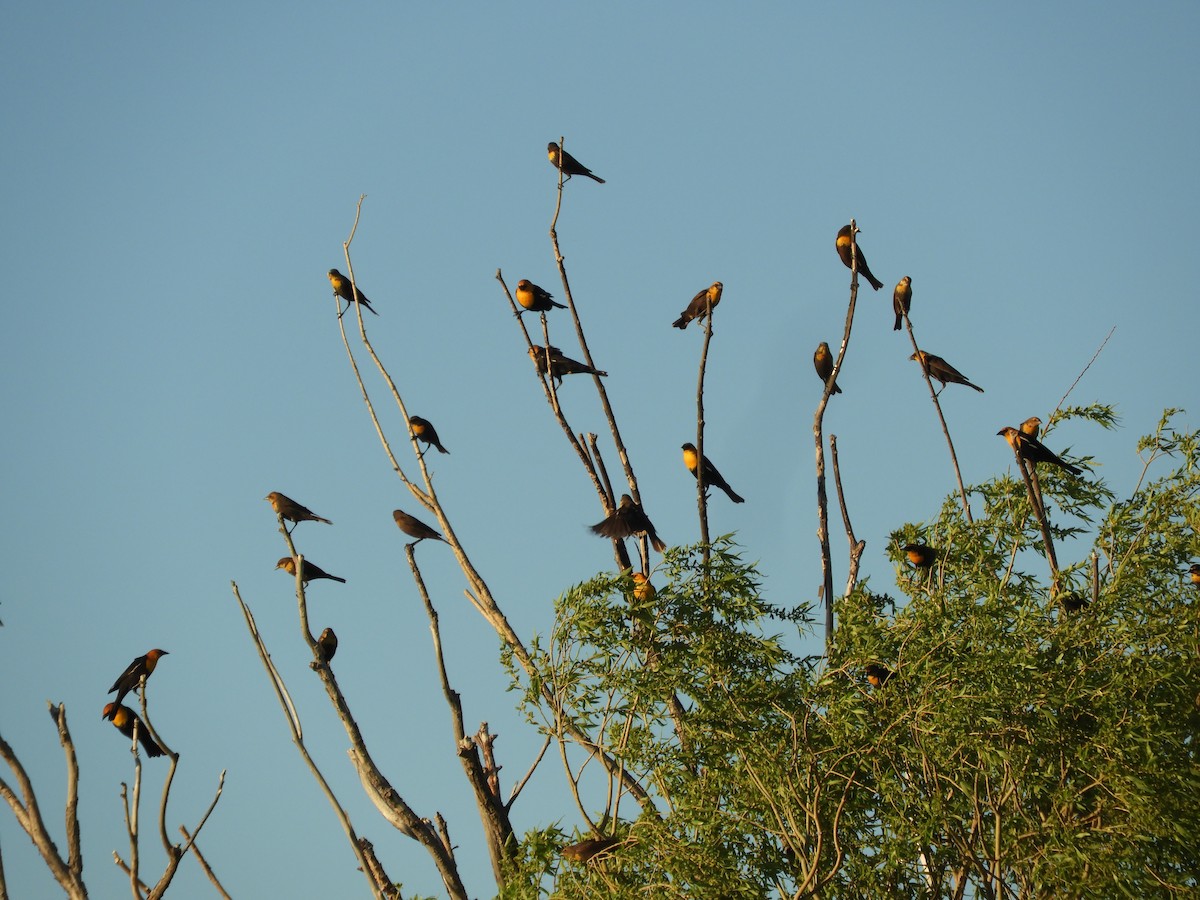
[2,3,1196,897]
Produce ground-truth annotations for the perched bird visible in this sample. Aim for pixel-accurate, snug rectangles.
[997,427,1082,476]
[1188,563,1200,587]
[515,279,566,314]
[409,416,450,454]
[813,341,842,394]
[892,276,912,331]
[276,556,347,584]
[1019,416,1042,439]
[902,544,936,568]
[631,572,656,604]
[316,627,338,662]
[327,268,378,317]
[106,649,168,717]
[265,492,332,530]
[528,345,607,386]
[681,443,744,503]
[910,350,984,393]
[561,836,622,863]
[591,494,667,553]
[102,703,164,758]
[672,282,723,329]
[864,663,892,688]
[393,508,445,545]
[547,142,605,183]
[835,224,884,291]
[1059,592,1089,612]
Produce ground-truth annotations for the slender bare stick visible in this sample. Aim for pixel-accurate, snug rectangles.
[694,299,715,558]
[179,826,232,900]
[1052,325,1115,420]
[830,436,866,597]
[1005,445,1060,580]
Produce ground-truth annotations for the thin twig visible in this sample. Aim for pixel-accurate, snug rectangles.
[179,826,232,900]
[829,435,866,597]
[1052,325,1115,421]
[695,298,715,558]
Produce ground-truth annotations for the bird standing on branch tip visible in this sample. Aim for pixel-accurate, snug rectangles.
[102,704,165,758]
[893,276,912,331]
[393,508,445,545]
[515,279,566,315]
[1019,416,1042,439]
[265,492,332,530]
[997,427,1082,476]
[276,556,347,584]
[547,141,605,183]
[672,282,723,329]
[910,350,985,393]
[902,544,936,568]
[836,224,884,291]
[409,416,449,454]
[106,650,168,717]
[865,663,892,688]
[813,341,842,394]
[681,443,744,503]
[591,494,667,553]
[316,627,338,662]
[528,344,607,386]
[327,268,378,317]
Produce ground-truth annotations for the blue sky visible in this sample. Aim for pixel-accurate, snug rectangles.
[2,3,1196,897]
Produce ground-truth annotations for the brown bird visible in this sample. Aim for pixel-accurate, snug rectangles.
[393,508,445,545]
[276,556,347,584]
[515,279,566,314]
[547,141,605,183]
[997,427,1082,476]
[672,282,723,329]
[813,341,842,394]
[409,416,449,454]
[102,703,165,758]
[591,494,667,553]
[327,268,378,318]
[316,627,338,662]
[1188,563,1200,587]
[864,663,892,688]
[561,836,622,863]
[681,443,744,503]
[902,544,936,568]
[892,276,912,331]
[631,572,656,604]
[1019,416,1042,439]
[835,224,884,291]
[528,345,607,386]
[1059,592,1089,612]
[265,492,332,530]
[910,350,984,393]
[106,649,168,718]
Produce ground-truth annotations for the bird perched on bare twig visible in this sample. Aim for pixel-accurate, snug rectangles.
[836,224,884,291]
[276,556,346,584]
[672,282,723,329]
[591,494,666,552]
[1019,416,1042,439]
[910,351,984,393]
[515,279,566,315]
[681,443,744,503]
[528,345,607,386]
[327,268,378,318]
[102,704,165,757]
[316,627,338,662]
[409,416,449,455]
[265,492,332,531]
[902,544,936,568]
[547,142,605,183]
[393,508,445,546]
[813,341,842,394]
[893,276,912,331]
[105,649,168,718]
[997,427,1082,475]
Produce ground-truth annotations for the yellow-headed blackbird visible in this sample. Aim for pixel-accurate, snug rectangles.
[393,508,445,545]
[1019,416,1042,439]
[528,344,607,387]
[317,627,338,662]
[1060,592,1089,612]
[681,443,744,503]
[547,142,605,183]
[865,663,892,688]
[1188,563,1200,586]
[105,649,168,718]
[276,556,347,584]
[561,836,622,863]
[814,341,842,394]
[515,279,566,314]
[327,268,378,317]
[835,224,884,291]
[910,350,984,393]
[102,703,164,758]
[591,494,667,552]
[409,416,449,454]
[631,572,656,604]
[672,282,723,329]
[997,427,1082,476]
[265,492,332,530]
[902,543,936,568]
[892,276,912,331]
